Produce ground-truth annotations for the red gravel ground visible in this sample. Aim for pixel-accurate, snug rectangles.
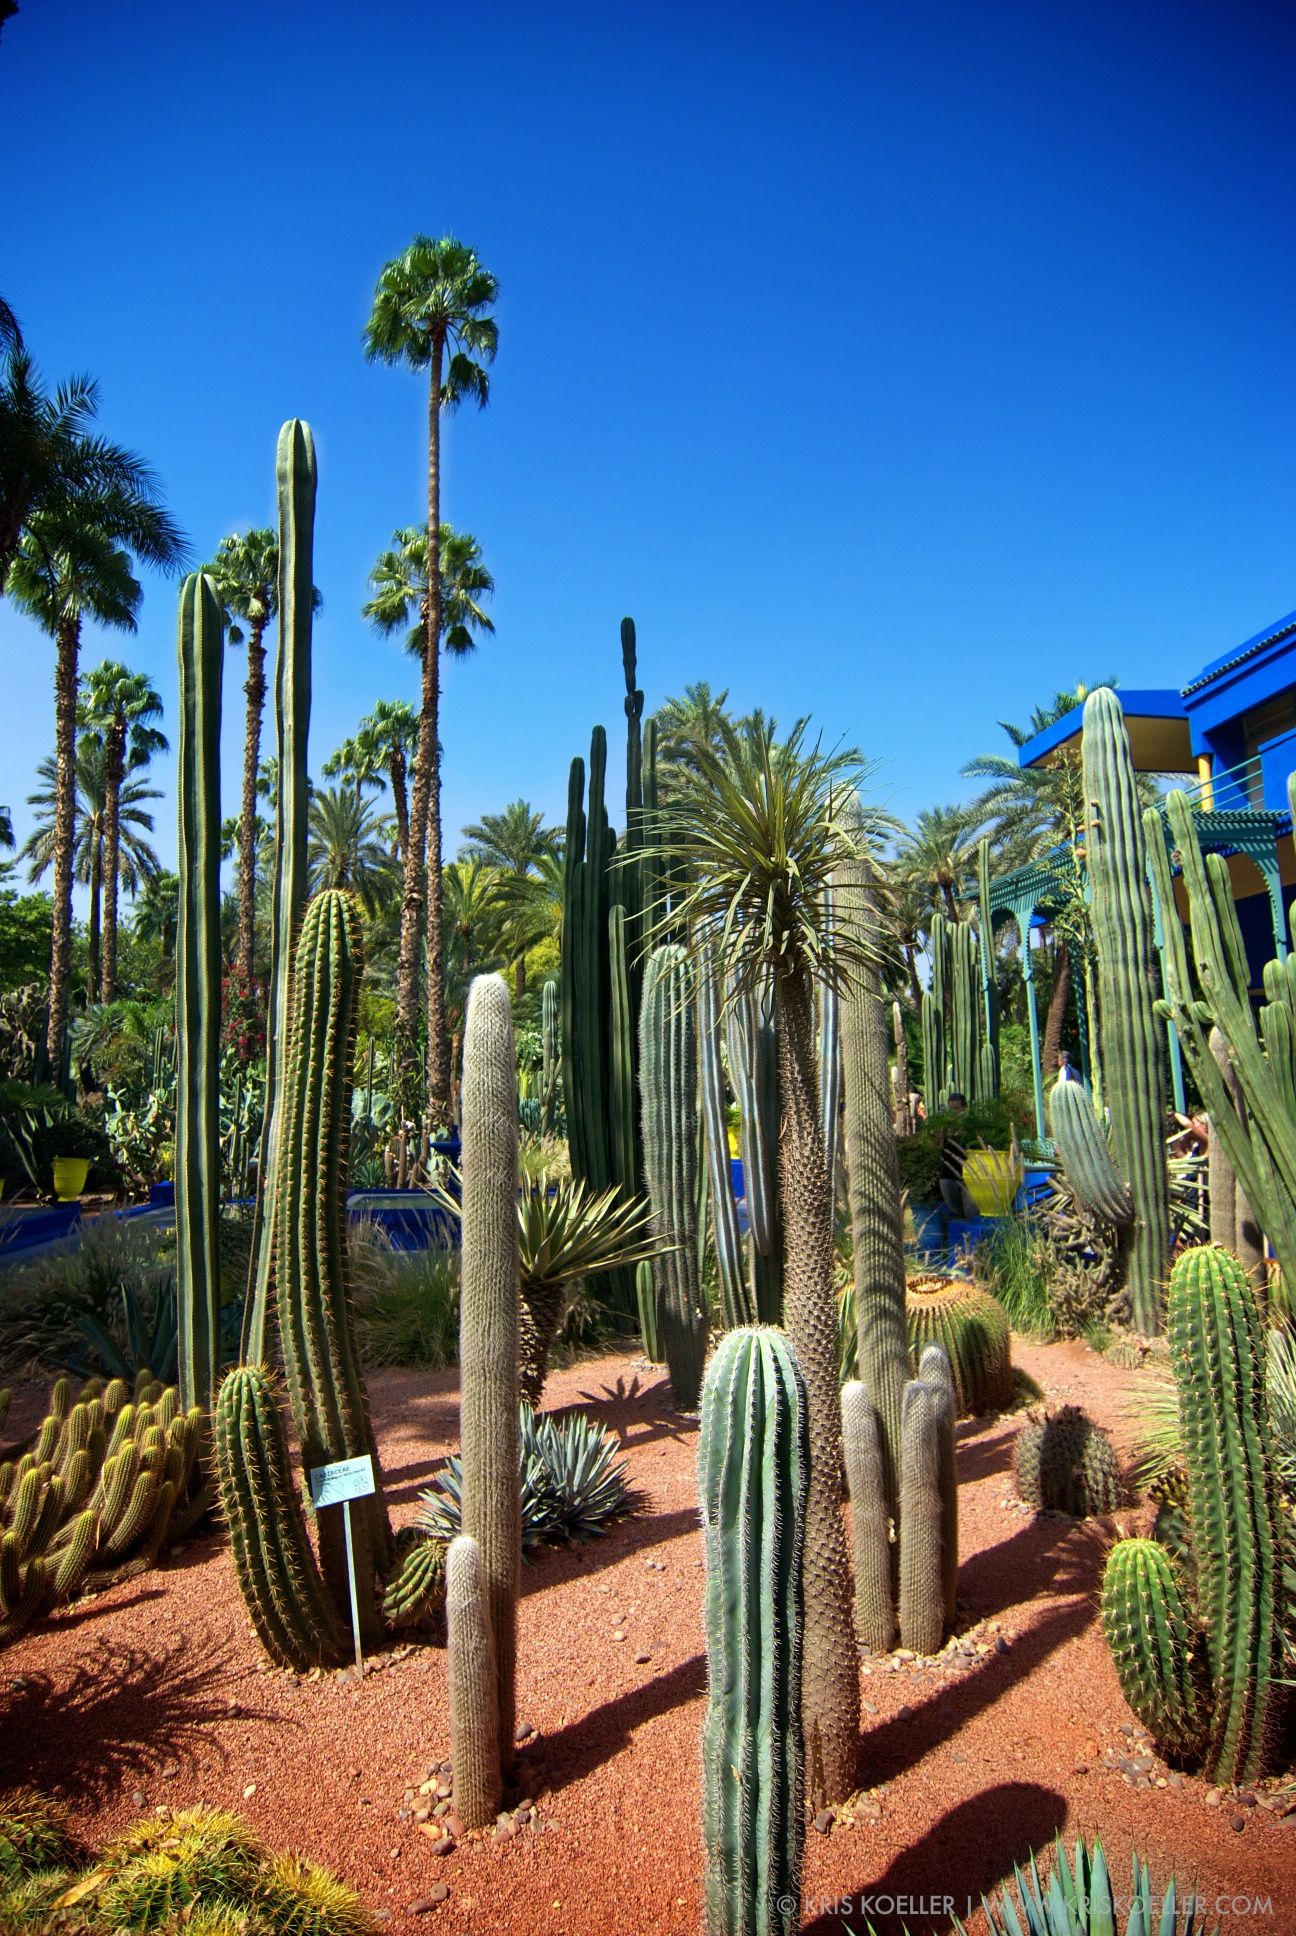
[3,1338,1296,1935]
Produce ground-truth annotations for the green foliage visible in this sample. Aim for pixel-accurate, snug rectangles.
[895,1097,1021,1203]
[350,1226,459,1370]
[0,887,51,993]
[0,1215,176,1368]
[957,1833,1215,1936]
[974,1216,1056,1338]
[0,1789,73,1881]
[417,1404,636,1550]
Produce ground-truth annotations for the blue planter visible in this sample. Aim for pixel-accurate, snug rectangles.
[149,1180,175,1208]
[0,1202,82,1259]
[346,1189,458,1252]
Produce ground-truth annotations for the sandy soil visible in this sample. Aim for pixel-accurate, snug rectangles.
[3,1339,1295,1935]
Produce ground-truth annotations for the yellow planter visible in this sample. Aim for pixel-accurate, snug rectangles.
[52,1156,90,1201]
[727,1126,740,1159]
[961,1150,1022,1218]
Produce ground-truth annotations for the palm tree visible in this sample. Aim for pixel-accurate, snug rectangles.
[204,529,320,985]
[654,682,736,793]
[363,519,495,1103]
[363,236,499,1118]
[322,727,386,809]
[22,741,161,998]
[460,800,561,997]
[356,698,419,861]
[894,803,978,922]
[306,786,398,916]
[79,660,167,1001]
[9,495,182,1068]
[657,717,882,1809]
[133,868,180,965]
[0,805,12,851]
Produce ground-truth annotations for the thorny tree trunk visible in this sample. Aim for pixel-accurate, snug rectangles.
[1042,941,1072,1083]
[774,964,861,1810]
[46,614,80,1074]
[238,619,268,992]
[100,715,125,1002]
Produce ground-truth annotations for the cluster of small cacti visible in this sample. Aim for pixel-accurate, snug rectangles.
[1051,690,1169,1334]
[1,1369,203,1644]
[699,1327,807,1936]
[1101,1246,1283,1782]
[0,1791,373,1935]
[905,1274,1013,1416]
[1014,1404,1121,1517]
[639,943,709,1410]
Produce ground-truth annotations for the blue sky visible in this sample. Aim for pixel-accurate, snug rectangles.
[3,0,1294,885]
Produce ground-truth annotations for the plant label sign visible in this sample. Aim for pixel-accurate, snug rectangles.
[309,1455,376,1509]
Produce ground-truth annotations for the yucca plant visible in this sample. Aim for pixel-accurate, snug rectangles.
[953,1834,1214,1936]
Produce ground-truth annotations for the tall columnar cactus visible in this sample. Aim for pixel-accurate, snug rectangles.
[458,974,521,1780]
[274,889,390,1635]
[540,977,560,1133]
[1077,689,1169,1334]
[892,1002,912,1136]
[840,1380,892,1653]
[818,943,842,1189]
[1145,790,1296,1285]
[1102,1247,1283,1783]
[920,990,944,1117]
[698,947,751,1330]
[213,1366,343,1671]
[640,946,708,1408]
[1207,1030,1263,1274]
[896,1377,945,1658]
[1047,1081,1135,1228]
[726,972,783,1324]
[917,1343,959,1632]
[175,572,224,1412]
[244,419,316,1363]
[949,919,980,1102]
[699,1328,807,1936]
[446,1535,500,1832]
[976,836,1000,1097]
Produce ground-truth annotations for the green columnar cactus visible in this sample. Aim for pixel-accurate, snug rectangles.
[458,973,521,1774]
[1015,1405,1121,1517]
[920,990,944,1117]
[905,1276,1012,1416]
[175,571,224,1411]
[917,1343,959,1632]
[726,974,783,1324]
[1101,1538,1206,1762]
[213,1366,344,1671]
[1047,1081,1135,1227]
[1080,689,1169,1335]
[635,1258,661,1362]
[818,946,842,1188]
[1145,795,1296,1284]
[950,920,980,1102]
[540,978,560,1133]
[699,1328,807,1936]
[245,420,316,1364]
[275,889,390,1636]
[607,903,638,1316]
[976,837,1000,1097]
[897,1378,945,1657]
[840,1379,893,1653]
[892,1001,912,1135]
[698,946,751,1331]
[446,1534,500,1831]
[640,945,708,1408]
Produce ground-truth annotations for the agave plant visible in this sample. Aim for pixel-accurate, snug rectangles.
[417,1404,636,1551]
[960,1834,1214,1936]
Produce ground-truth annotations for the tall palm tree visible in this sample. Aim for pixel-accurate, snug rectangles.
[363,236,499,1118]
[306,786,398,916]
[21,741,161,997]
[79,660,166,1001]
[654,682,736,794]
[0,804,12,851]
[363,519,495,1102]
[204,530,320,986]
[356,698,419,861]
[322,726,386,809]
[894,803,978,922]
[9,494,181,1068]
[461,801,562,997]
[658,718,881,1809]
[133,868,180,965]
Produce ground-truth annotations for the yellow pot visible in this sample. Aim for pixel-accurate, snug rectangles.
[52,1156,90,1201]
[727,1125,740,1159]
[962,1150,1022,1218]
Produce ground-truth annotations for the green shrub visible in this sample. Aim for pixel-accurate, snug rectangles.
[975,1217,1056,1337]
[0,1215,176,1371]
[350,1224,459,1370]
[896,1097,1021,1204]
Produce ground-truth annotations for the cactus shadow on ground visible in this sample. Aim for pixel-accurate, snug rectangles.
[800,1781,1068,1936]
[529,1650,707,1797]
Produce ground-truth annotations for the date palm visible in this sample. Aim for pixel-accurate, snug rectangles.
[364,235,499,1118]
[895,803,978,922]
[356,698,419,861]
[79,660,166,1001]
[307,787,398,916]
[461,801,562,996]
[656,716,883,1809]
[363,519,495,1102]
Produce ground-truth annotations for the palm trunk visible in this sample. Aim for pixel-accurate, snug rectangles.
[1042,942,1071,1082]
[774,964,860,1811]
[423,350,450,1117]
[100,717,125,1002]
[903,943,923,1014]
[238,620,268,992]
[87,825,102,999]
[388,747,409,863]
[514,955,526,1000]
[941,881,958,920]
[393,341,444,1119]
[46,614,80,1074]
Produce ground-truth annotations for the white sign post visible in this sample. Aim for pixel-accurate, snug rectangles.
[309,1454,376,1679]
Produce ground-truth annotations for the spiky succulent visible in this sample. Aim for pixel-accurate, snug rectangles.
[1015,1405,1122,1517]
[417,1405,636,1550]
[0,1789,72,1881]
[963,1833,1215,1936]
[905,1275,1013,1416]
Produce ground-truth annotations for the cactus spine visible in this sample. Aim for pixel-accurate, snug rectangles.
[446,1535,501,1832]
[897,1378,945,1657]
[1080,689,1169,1333]
[1047,1080,1135,1228]
[699,1328,807,1936]
[1101,1538,1205,1762]
[458,974,521,1785]
[840,1380,892,1653]
[175,572,224,1411]
[639,945,708,1409]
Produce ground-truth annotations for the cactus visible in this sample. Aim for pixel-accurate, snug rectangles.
[540,977,560,1133]
[274,889,390,1634]
[698,1328,807,1936]
[897,1378,945,1657]
[1015,1405,1121,1517]
[213,1366,343,1671]
[920,990,945,1117]
[458,973,521,1777]
[726,971,783,1324]
[1080,689,1169,1333]
[1101,1538,1206,1762]
[950,918,980,1103]
[891,1002,912,1136]
[1206,1029,1262,1274]
[840,1380,893,1653]
[698,945,750,1331]
[635,1258,661,1362]
[244,420,316,1363]
[1047,1081,1135,1228]
[918,1343,959,1632]
[445,1535,500,1831]
[905,1275,1012,1416]
[818,942,842,1190]
[175,571,224,1412]
[640,944,708,1409]
[976,836,1000,1099]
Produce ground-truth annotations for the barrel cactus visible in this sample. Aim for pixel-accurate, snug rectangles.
[699,1328,807,1936]
[905,1276,1012,1415]
[1015,1405,1121,1517]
